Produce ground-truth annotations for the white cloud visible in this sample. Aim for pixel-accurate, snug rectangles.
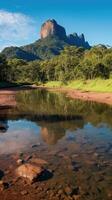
[0,10,37,51]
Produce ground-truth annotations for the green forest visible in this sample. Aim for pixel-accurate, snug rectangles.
[0,45,112,86]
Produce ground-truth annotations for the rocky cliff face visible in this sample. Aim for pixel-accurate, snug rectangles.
[40,19,90,49]
[68,33,90,49]
[40,19,67,40]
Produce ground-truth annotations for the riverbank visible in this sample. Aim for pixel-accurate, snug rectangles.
[0,80,112,107]
[0,85,36,108]
[0,90,16,108]
[43,79,112,105]
[44,79,112,92]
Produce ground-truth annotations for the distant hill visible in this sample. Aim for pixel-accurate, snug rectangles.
[1,19,91,61]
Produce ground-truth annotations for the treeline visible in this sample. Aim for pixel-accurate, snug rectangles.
[0,45,112,84]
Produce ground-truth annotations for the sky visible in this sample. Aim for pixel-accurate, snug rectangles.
[0,0,112,51]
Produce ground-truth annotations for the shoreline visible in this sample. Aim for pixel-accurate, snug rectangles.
[0,85,36,108]
[0,85,112,107]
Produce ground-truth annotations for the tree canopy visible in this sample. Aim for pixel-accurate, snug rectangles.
[0,45,112,84]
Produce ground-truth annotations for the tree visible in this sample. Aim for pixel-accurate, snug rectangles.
[0,54,8,81]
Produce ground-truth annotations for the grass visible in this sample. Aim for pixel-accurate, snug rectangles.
[1,79,112,93]
[44,79,112,92]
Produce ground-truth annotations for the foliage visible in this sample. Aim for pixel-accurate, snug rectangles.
[1,45,112,86]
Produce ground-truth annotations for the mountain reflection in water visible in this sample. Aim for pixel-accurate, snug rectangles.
[0,89,112,154]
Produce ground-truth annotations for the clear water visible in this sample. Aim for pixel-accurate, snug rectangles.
[0,89,112,154]
[0,89,112,200]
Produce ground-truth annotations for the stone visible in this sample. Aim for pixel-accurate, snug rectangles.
[64,186,73,196]
[21,190,28,195]
[17,159,24,165]
[16,163,44,182]
[0,120,8,133]
[72,195,81,200]
[72,187,80,196]
[0,181,9,190]
[32,144,38,148]
[58,189,63,195]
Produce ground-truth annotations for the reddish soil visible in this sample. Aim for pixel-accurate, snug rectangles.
[0,85,36,108]
[0,90,16,108]
[46,87,112,105]
[66,90,112,105]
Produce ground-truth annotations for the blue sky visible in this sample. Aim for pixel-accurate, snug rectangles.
[0,0,112,50]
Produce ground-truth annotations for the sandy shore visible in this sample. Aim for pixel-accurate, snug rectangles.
[0,85,37,108]
[66,90,112,105]
[0,90,16,108]
[45,87,112,105]
[0,87,25,108]
[0,86,112,107]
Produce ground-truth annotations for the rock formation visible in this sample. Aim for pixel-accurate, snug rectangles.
[40,19,90,49]
[40,19,67,40]
[2,19,91,61]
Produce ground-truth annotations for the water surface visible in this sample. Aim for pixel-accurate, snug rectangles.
[0,89,112,200]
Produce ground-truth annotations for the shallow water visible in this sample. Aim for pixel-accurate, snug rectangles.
[0,89,112,200]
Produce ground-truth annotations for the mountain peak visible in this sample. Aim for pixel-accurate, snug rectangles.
[1,19,91,61]
[40,19,67,40]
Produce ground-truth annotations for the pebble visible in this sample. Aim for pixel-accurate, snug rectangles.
[21,190,28,195]
[17,159,24,165]
[32,144,39,148]
[72,194,80,200]
[58,189,63,195]
[64,186,72,195]
[0,181,9,190]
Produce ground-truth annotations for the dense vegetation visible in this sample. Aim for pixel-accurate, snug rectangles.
[2,35,90,61]
[0,45,112,86]
[1,36,71,61]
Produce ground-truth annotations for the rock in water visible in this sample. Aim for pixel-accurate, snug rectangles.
[40,19,66,40]
[0,181,9,191]
[16,164,44,182]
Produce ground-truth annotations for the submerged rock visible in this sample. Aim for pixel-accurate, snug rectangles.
[64,186,73,195]
[21,190,28,195]
[16,163,44,182]
[0,181,9,191]
[0,120,8,133]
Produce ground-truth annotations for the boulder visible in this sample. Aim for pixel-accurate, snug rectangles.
[16,163,44,182]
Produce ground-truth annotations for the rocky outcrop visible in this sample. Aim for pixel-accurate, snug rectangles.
[68,33,90,49]
[40,19,66,40]
[40,19,90,49]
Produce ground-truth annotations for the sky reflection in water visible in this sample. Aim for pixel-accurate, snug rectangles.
[0,89,112,155]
